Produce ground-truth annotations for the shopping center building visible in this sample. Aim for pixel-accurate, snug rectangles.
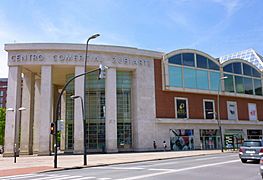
[3,43,263,156]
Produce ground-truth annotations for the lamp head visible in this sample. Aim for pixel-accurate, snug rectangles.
[70,95,80,99]
[88,33,100,41]
[6,108,14,111]
[18,107,26,111]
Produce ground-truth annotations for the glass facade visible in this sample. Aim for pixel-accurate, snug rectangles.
[65,75,74,150]
[223,62,262,96]
[184,68,196,89]
[196,70,208,90]
[117,71,132,149]
[86,71,106,150]
[65,70,132,152]
[168,53,220,91]
[168,66,182,87]
[200,129,221,150]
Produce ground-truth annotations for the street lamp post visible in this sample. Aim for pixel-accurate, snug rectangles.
[54,68,102,168]
[217,76,228,152]
[6,107,26,163]
[83,34,100,165]
[70,95,86,165]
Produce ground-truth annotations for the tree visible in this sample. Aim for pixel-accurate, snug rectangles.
[0,108,6,145]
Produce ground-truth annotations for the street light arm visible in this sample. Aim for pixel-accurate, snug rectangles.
[54,68,99,168]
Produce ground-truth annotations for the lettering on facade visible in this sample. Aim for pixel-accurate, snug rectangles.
[11,54,44,62]
[112,57,151,67]
[53,55,84,62]
[10,54,151,67]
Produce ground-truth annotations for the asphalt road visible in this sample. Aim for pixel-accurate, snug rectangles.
[1,153,262,180]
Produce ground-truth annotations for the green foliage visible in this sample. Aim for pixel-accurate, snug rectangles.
[0,108,6,145]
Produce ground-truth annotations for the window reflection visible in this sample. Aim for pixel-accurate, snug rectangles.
[183,53,195,67]
[224,74,234,92]
[167,52,220,92]
[233,62,242,74]
[223,62,262,96]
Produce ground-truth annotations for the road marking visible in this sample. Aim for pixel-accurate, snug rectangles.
[27,174,70,180]
[131,154,237,168]
[116,159,240,180]
[50,175,83,180]
[0,174,42,179]
[75,177,96,180]
[93,167,145,170]
[148,168,174,171]
[194,154,237,161]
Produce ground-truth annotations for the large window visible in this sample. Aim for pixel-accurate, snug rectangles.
[86,71,106,150]
[235,76,244,94]
[182,53,195,67]
[169,66,182,87]
[117,71,132,149]
[196,70,208,90]
[184,68,196,89]
[224,62,262,96]
[167,52,220,92]
[254,79,262,95]
[210,72,221,91]
[65,75,74,150]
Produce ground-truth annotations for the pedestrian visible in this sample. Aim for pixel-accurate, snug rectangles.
[163,141,167,151]
[153,141,157,150]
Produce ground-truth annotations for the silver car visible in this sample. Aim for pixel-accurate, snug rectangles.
[239,139,263,163]
[260,157,263,178]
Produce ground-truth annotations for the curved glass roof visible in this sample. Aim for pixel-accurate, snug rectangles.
[219,48,263,71]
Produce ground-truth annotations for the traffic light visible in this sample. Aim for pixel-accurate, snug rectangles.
[50,122,55,135]
[98,64,108,79]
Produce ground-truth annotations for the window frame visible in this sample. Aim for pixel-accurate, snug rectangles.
[175,97,189,119]
[203,99,215,120]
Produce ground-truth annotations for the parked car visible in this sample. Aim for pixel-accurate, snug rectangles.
[259,157,263,178]
[239,139,263,163]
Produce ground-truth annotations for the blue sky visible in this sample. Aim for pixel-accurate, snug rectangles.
[1,0,263,77]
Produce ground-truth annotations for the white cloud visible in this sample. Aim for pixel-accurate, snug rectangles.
[212,0,241,17]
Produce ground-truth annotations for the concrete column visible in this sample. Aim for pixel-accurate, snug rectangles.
[33,78,40,154]
[20,71,35,155]
[73,66,85,154]
[60,92,66,151]
[38,66,53,155]
[132,62,156,151]
[3,66,22,157]
[105,68,118,152]
[194,127,202,150]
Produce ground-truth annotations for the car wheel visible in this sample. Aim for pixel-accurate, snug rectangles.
[241,159,247,163]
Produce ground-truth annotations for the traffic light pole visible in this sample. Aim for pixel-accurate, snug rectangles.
[53,65,106,168]
[53,68,99,168]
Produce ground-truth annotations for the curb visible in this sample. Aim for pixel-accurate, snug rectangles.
[40,151,226,173]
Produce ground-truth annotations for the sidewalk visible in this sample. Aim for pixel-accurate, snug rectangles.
[0,150,230,177]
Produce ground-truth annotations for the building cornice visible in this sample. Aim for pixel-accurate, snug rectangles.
[156,118,263,126]
[5,43,164,59]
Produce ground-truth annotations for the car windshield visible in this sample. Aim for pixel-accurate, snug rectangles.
[243,141,262,147]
